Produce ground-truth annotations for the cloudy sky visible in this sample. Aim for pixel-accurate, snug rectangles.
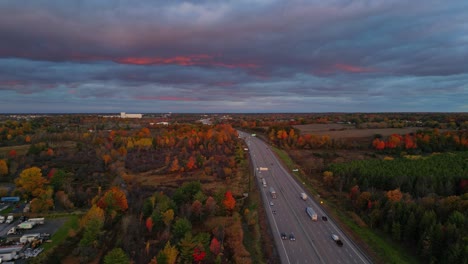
[0,0,467,113]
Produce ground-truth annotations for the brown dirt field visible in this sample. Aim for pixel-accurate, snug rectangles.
[295,124,422,139]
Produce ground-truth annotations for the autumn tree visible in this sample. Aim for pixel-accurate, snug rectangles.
[387,188,403,202]
[169,157,180,172]
[191,200,203,221]
[163,209,175,227]
[0,160,8,177]
[209,237,221,256]
[102,154,111,166]
[30,187,54,213]
[15,167,48,199]
[162,241,178,264]
[97,186,129,216]
[192,247,206,263]
[146,217,154,232]
[205,196,217,216]
[80,205,105,228]
[55,190,74,209]
[323,171,334,188]
[223,191,236,214]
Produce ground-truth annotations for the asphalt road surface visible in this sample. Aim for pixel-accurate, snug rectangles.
[239,132,372,264]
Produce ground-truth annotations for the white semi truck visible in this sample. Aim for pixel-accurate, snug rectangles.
[269,187,277,199]
[306,207,318,221]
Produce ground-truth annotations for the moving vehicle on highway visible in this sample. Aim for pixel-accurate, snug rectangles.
[270,187,277,199]
[289,233,296,241]
[281,232,287,240]
[300,192,307,200]
[306,207,318,221]
[331,234,343,246]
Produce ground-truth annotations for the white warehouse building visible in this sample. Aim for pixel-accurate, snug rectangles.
[120,112,142,118]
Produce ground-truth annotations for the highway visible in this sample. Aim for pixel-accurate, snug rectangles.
[239,131,372,264]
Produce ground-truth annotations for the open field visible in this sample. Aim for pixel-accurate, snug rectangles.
[294,124,424,139]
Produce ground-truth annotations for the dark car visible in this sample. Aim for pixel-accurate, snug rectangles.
[281,232,287,240]
[322,216,328,221]
[289,233,296,241]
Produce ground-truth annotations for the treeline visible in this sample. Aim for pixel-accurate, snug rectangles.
[327,152,468,197]
[325,152,468,263]
[372,129,468,153]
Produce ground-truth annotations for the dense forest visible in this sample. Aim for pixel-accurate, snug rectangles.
[0,115,264,263]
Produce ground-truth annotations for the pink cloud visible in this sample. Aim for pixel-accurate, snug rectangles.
[134,96,197,101]
[334,63,375,73]
[114,54,258,69]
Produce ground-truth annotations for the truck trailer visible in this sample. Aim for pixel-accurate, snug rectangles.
[306,207,318,221]
[269,187,277,199]
[28,218,45,225]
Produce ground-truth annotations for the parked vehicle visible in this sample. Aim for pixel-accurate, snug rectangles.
[20,233,40,244]
[17,221,35,230]
[28,218,45,225]
[306,207,318,221]
[300,192,307,200]
[5,214,13,224]
[0,215,5,223]
[7,227,22,235]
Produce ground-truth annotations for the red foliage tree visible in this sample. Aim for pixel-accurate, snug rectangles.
[146,217,154,232]
[8,149,16,158]
[209,237,221,256]
[192,248,206,263]
[97,187,129,213]
[186,156,196,170]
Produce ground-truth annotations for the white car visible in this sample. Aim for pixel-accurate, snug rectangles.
[270,201,274,206]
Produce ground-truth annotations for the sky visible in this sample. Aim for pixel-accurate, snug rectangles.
[0,0,467,113]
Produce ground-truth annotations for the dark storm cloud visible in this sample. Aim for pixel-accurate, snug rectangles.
[0,0,467,113]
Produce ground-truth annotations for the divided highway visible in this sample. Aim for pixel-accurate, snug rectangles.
[239,132,372,264]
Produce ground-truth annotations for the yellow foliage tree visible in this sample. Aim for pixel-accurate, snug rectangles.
[163,209,174,227]
[162,241,179,264]
[15,167,48,199]
[80,205,105,228]
[30,187,54,213]
[0,159,8,176]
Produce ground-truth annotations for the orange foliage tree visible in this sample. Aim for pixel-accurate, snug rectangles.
[386,188,403,202]
[223,191,236,214]
[97,186,129,214]
[0,160,8,176]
